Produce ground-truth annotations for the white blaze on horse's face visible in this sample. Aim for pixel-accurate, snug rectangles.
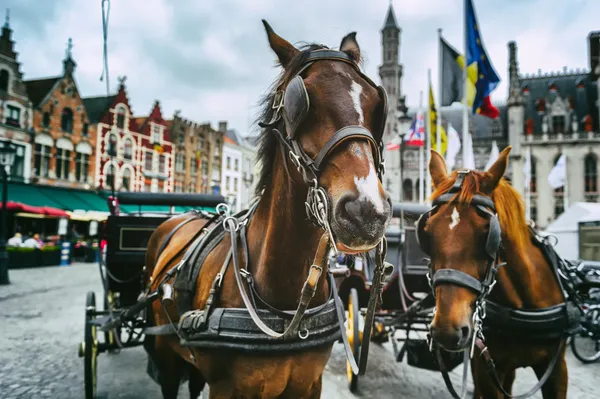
[449,206,460,230]
[353,163,386,214]
[350,80,364,126]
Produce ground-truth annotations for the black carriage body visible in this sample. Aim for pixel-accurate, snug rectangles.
[104,214,169,306]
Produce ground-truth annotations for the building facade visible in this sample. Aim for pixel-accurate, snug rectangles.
[0,14,34,183]
[170,113,224,194]
[222,130,243,212]
[24,39,95,189]
[507,32,600,229]
[85,79,174,192]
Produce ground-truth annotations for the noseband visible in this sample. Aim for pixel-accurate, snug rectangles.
[415,170,504,347]
[259,49,388,250]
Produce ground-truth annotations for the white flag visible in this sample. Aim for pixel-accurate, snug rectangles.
[484,141,500,171]
[523,148,531,188]
[445,123,461,171]
[548,153,567,189]
[463,133,476,170]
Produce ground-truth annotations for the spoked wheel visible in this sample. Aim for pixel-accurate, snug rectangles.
[83,291,98,399]
[346,288,362,393]
[103,290,120,352]
[571,304,600,364]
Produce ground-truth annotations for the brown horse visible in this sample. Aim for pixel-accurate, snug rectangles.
[144,20,391,399]
[422,147,569,398]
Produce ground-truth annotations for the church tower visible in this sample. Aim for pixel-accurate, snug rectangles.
[378,2,403,142]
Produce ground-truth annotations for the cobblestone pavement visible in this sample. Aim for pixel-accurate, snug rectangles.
[0,263,598,398]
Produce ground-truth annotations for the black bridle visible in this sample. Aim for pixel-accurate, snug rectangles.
[259,49,388,252]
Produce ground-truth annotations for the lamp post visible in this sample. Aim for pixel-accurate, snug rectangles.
[0,141,17,285]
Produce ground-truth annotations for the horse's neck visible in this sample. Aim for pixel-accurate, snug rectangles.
[246,159,329,309]
[493,234,564,309]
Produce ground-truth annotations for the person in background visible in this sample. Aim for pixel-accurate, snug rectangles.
[23,233,43,249]
[7,232,22,247]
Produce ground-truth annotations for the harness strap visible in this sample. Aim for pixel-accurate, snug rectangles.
[435,347,470,399]
[474,338,566,399]
[330,272,359,375]
[432,269,484,295]
[313,126,379,171]
[228,218,329,339]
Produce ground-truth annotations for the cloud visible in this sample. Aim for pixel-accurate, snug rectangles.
[4,0,599,136]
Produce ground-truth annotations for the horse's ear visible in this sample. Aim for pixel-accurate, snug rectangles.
[429,149,448,187]
[481,146,512,193]
[262,20,299,68]
[340,32,361,64]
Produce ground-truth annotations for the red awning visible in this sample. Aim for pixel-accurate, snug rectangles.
[0,201,70,217]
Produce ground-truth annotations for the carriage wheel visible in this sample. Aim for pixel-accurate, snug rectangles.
[346,288,362,392]
[103,290,120,350]
[84,291,98,399]
[571,305,600,364]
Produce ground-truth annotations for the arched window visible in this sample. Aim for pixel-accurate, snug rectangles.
[584,154,598,200]
[530,156,537,194]
[115,106,126,129]
[122,168,132,191]
[403,179,413,202]
[105,164,116,190]
[107,134,117,156]
[123,138,133,160]
[61,108,73,133]
[0,69,8,92]
[553,154,565,218]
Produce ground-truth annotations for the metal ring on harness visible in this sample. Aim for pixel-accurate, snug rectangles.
[216,203,231,216]
[298,328,310,340]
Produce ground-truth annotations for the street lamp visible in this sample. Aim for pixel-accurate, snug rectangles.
[0,140,17,285]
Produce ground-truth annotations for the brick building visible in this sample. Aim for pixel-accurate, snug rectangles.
[170,113,224,194]
[84,78,174,192]
[24,39,94,189]
[0,13,34,183]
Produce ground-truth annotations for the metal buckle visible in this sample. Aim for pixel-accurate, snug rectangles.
[216,203,231,216]
[223,216,240,232]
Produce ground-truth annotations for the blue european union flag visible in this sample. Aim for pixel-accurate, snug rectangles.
[466,0,500,117]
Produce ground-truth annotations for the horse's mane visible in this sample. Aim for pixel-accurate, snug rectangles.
[430,170,530,253]
[253,43,330,197]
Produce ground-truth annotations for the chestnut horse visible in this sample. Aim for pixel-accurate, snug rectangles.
[421,147,569,399]
[143,21,391,399]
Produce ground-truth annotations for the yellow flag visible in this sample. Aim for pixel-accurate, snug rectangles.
[429,85,448,155]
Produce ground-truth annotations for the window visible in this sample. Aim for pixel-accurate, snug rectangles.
[107,134,117,156]
[42,112,50,128]
[75,153,89,182]
[198,135,204,150]
[175,153,184,173]
[116,108,125,129]
[158,154,166,174]
[234,159,239,172]
[233,177,238,192]
[145,151,153,171]
[226,156,231,170]
[34,144,51,178]
[530,156,537,194]
[201,160,208,177]
[152,124,162,143]
[82,123,89,137]
[122,168,132,191]
[553,154,565,218]
[226,176,230,191]
[0,69,8,92]
[552,115,565,134]
[6,105,20,127]
[123,138,133,160]
[106,164,115,189]
[61,108,73,133]
[403,179,413,202]
[190,157,197,175]
[56,149,71,180]
[530,200,537,224]
[585,154,598,194]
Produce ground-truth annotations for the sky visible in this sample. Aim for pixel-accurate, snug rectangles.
[4,0,599,137]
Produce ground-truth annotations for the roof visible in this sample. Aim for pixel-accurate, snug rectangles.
[224,136,237,145]
[520,71,599,132]
[225,129,242,145]
[24,77,60,107]
[82,95,116,123]
[383,4,399,30]
[546,202,600,233]
[134,116,147,129]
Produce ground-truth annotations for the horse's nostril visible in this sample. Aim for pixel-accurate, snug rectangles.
[460,326,470,340]
[344,200,361,218]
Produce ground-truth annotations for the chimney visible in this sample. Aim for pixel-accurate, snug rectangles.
[218,121,227,132]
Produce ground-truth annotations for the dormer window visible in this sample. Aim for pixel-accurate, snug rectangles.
[61,107,73,133]
[152,124,162,144]
[42,112,51,128]
[552,115,565,134]
[116,111,125,128]
[0,69,9,92]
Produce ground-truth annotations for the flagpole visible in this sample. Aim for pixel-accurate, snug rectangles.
[525,146,531,221]
[462,0,470,169]
[419,89,424,204]
[437,28,443,155]
[426,69,433,200]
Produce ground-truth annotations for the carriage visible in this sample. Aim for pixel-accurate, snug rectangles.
[77,192,225,399]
